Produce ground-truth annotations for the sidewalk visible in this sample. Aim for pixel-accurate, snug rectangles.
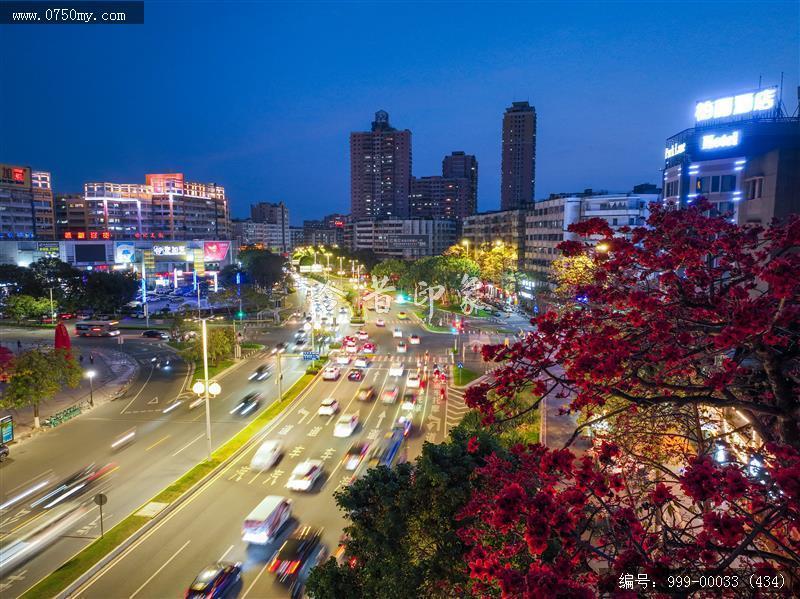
[0,343,139,443]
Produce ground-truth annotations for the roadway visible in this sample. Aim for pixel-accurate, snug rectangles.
[0,317,306,596]
[72,286,466,598]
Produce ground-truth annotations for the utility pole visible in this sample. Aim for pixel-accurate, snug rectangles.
[48,287,55,321]
[202,319,212,459]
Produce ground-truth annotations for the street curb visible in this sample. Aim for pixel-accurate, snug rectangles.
[56,369,324,599]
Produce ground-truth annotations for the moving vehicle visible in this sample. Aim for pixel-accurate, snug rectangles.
[141,329,169,340]
[406,371,421,389]
[268,526,323,582]
[75,320,121,337]
[382,386,399,404]
[248,364,272,381]
[356,330,369,341]
[335,354,351,365]
[241,495,292,545]
[367,430,404,468]
[230,392,261,416]
[375,318,385,327]
[389,362,404,377]
[31,463,115,510]
[185,562,242,598]
[394,415,412,437]
[286,460,323,491]
[392,328,403,338]
[343,442,369,471]
[396,342,407,354]
[409,334,421,345]
[357,386,375,401]
[250,440,282,471]
[361,342,376,353]
[322,366,340,381]
[401,393,418,411]
[353,357,369,369]
[333,413,359,437]
[397,311,408,320]
[318,397,339,416]
[347,369,364,382]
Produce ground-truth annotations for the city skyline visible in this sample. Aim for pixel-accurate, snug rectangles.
[1,2,798,223]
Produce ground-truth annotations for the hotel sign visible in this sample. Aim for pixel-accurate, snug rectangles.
[152,243,189,258]
[695,87,778,124]
[701,131,740,150]
[664,142,686,159]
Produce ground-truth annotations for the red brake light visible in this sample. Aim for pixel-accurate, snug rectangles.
[268,559,280,572]
[287,561,300,574]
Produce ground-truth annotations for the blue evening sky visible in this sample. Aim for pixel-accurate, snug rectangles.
[1,1,797,223]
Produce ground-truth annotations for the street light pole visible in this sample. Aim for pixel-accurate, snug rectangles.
[86,370,96,407]
[48,287,55,321]
[202,319,212,459]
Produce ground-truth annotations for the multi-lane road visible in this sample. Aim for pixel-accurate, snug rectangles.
[69,291,470,598]
[0,319,307,596]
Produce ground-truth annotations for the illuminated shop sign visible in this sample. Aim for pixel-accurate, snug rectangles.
[63,231,112,240]
[0,165,29,186]
[134,232,165,239]
[664,142,686,159]
[152,243,189,257]
[695,88,777,123]
[701,131,740,150]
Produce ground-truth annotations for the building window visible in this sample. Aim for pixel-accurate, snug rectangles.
[744,177,763,200]
[720,175,737,193]
[695,177,711,194]
[711,176,720,193]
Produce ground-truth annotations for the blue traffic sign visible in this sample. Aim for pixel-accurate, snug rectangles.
[457,361,463,369]
[302,351,320,361]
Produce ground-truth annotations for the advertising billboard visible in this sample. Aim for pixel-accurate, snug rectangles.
[203,241,230,262]
[152,242,190,259]
[114,241,136,264]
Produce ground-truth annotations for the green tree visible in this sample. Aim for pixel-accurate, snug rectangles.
[0,264,42,296]
[180,326,235,366]
[28,257,84,309]
[306,425,500,599]
[1,348,82,428]
[82,271,138,314]
[3,294,51,322]
[239,249,287,290]
[371,259,408,287]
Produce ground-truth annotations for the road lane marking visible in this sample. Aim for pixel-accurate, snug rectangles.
[68,368,326,596]
[218,544,234,562]
[242,561,271,598]
[145,435,170,451]
[119,365,155,414]
[128,539,191,599]
[171,433,204,457]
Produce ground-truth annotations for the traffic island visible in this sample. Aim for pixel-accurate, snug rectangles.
[20,366,324,599]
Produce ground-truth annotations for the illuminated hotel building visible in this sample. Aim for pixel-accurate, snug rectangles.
[68,173,231,241]
[0,164,56,240]
[663,87,800,225]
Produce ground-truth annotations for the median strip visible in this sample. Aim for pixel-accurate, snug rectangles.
[20,367,322,599]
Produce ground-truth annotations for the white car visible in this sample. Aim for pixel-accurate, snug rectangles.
[396,342,408,354]
[392,328,403,338]
[336,354,351,365]
[356,330,369,341]
[389,362,404,377]
[322,366,340,380]
[375,318,385,327]
[250,440,282,471]
[318,397,340,416]
[409,334,421,345]
[286,460,323,491]
[354,357,369,369]
[406,371,421,389]
[345,343,358,354]
[333,413,359,437]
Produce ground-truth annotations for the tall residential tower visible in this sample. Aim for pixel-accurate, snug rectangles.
[350,110,412,219]
[500,101,537,210]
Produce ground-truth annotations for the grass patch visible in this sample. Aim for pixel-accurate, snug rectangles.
[240,342,264,350]
[20,370,321,599]
[453,366,480,386]
[191,359,235,383]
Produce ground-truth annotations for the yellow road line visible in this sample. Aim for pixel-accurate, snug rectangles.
[145,435,171,452]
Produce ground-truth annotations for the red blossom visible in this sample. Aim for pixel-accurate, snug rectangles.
[467,436,480,454]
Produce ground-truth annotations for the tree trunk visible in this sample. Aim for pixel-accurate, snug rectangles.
[34,402,40,429]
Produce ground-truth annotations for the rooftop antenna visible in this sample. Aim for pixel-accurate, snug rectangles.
[778,71,785,117]
[758,74,762,89]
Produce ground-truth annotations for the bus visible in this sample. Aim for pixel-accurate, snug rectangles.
[242,495,292,545]
[74,320,121,337]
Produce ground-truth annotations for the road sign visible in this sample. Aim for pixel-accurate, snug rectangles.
[302,351,320,361]
[0,415,13,443]
[94,493,107,506]
[457,362,463,369]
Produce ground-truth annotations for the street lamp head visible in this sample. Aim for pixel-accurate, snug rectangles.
[192,381,205,395]
[208,382,222,396]
[461,239,469,246]
[86,370,96,379]
[596,242,610,253]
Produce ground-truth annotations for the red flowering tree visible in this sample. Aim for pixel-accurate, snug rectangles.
[467,200,800,448]
[456,440,800,597]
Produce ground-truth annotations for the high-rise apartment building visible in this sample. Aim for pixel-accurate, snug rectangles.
[0,164,56,240]
[443,151,478,213]
[75,173,230,240]
[501,101,537,210]
[350,110,412,219]
[409,176,471,220]
[250,201,289,251]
